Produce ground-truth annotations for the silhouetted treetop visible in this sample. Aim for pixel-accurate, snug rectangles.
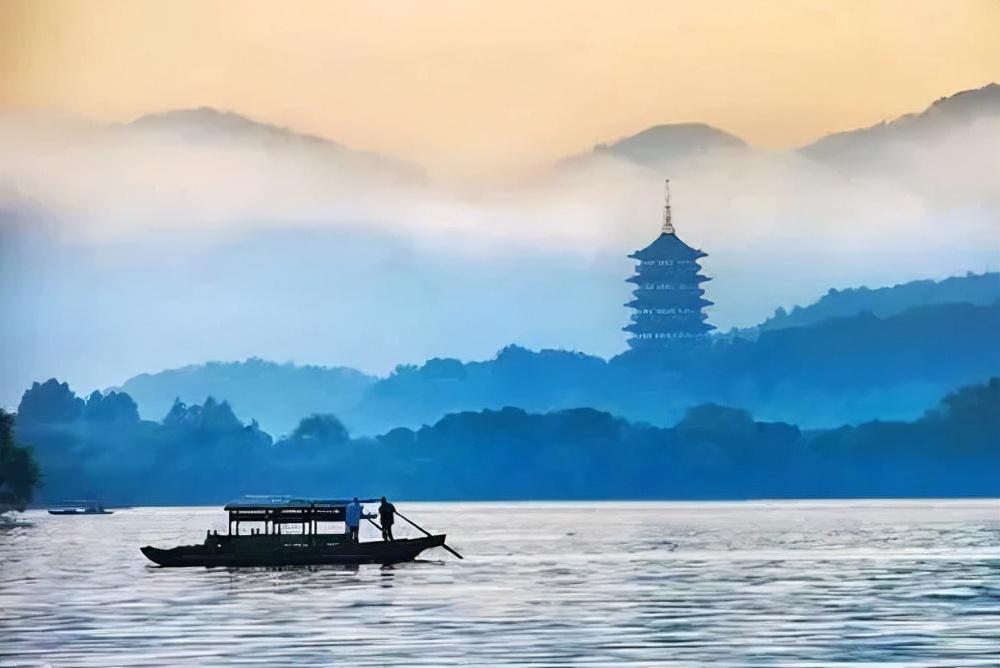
[286,414,350,445]
[162,396,244,433]
[676,404,756,434]
[119,358,375,437]
[84,390,140,423]
[10,376,1000,504]
[17,379,84,424]
[936,377,1000,424]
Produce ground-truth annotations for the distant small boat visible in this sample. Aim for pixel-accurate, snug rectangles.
[141,496,460,567]
[48,500,113,515]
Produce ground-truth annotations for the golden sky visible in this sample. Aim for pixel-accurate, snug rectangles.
[2,0,998,171]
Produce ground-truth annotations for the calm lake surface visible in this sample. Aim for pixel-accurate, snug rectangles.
[1,500,998,667]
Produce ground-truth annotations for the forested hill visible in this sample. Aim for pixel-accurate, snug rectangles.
[349,300,1000,434]
[115,358,376,438]
[109,299,1000,436]
[14,377,1000,504]
[750,272,1000,335]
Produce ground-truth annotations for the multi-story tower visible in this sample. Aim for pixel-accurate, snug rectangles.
[623,180,714,348]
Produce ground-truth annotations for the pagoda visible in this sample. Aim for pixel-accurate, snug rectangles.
[623,180,714,348]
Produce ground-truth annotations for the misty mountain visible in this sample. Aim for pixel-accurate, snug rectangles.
[4,84,999,409]
[557,83,1000,175]
[740,271,1000,338]
[559,122,748,172]
[130,107,336,143]
[126,107,425,182]
[73,84,1000,183]
[593,123,747,167]
[800,83,1000,166]
[115,358,376,438]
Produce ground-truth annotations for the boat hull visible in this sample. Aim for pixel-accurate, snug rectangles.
[141,534,446,567]
[48,509,113,515]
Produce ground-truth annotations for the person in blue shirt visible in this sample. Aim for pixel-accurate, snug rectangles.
[345,497,373,543]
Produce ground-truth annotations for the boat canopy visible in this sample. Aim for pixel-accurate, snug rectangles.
[223,495,379,510]
[223,496,380,529]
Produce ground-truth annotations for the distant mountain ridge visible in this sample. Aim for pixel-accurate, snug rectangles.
[800,83,1000,164]
[347,300,1000,434]
[132,83,1000,174]
[562,82,999,169]
[115,358,376,438]
[129,108,347,146]
[112,274,1000,437]
[593,123,747,167]
[114,83,1000,176]
[9,83,996,182]
[744,272,1000,336]
[125,107,425,181]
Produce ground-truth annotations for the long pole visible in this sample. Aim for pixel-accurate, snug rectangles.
[395,511,464,559]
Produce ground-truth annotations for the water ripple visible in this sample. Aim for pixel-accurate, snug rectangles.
[1,500,998,666]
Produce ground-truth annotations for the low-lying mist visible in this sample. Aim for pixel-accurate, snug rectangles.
[1,109,998,405]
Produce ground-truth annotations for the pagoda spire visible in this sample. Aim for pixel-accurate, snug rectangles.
[661,178,674,234]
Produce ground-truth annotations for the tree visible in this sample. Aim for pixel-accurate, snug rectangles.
[936,377,1000,427]
[676,404,756,435]
[198,397,243,433]
[84,390,140,423]
[162,396,242,433]
[0,409,40,512]
[17,379,84,424]
[287,414,350,445]
[162,398,191,427]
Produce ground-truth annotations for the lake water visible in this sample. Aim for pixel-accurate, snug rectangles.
[1,500,998,667]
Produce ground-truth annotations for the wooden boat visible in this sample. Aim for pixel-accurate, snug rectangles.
[48,500,113,515]
[140,496,459,567]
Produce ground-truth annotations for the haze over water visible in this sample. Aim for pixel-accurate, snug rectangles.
[2,500,998,666]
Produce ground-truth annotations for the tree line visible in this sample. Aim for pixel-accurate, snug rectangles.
[11,376,999,506]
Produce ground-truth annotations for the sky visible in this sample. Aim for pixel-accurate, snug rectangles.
[0,1,998,406]
[2,0,999,173]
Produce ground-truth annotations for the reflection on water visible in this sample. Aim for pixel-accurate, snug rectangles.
[1,500,998,666]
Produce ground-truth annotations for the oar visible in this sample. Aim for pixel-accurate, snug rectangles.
[396,510,464,559]
[366,517,383,531]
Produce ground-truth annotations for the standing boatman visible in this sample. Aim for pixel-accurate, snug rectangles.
[378,496,397,541]
[345,497,372,543]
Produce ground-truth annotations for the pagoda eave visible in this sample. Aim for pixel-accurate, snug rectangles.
[624,297,713,309]
[624,322,715,334]
[626,273,712,285]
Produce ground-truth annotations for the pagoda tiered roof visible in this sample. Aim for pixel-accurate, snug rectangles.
[628,232,707,261]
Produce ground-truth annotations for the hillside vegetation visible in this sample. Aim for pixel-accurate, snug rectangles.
[350,300,1000,434]
[114,273,1000,436]
[15,377,1000,504]
[117,358,375,438]
[751,272,1000,335]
